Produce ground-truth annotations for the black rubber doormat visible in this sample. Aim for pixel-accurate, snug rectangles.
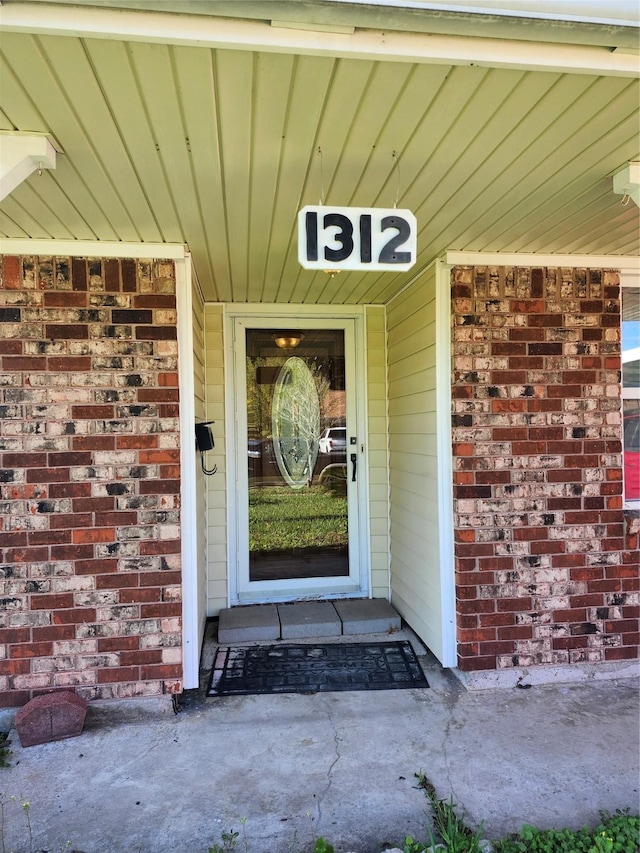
[207,641,429,696]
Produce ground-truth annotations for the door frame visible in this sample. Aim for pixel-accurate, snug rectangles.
[224,304,371,605]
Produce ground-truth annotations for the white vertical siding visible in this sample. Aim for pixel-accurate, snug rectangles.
[365,306,391,600]
[387,264,448,661]
[191,281,208,640]
[204,304,228,615]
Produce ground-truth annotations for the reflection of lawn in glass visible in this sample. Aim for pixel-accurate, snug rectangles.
[249,486,347,552]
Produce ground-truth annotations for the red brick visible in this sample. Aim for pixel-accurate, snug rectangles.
[3,255,22,288]
[27,468,70,483]
[140,540,181,556]
[72,528,115,544]
[30,593,75,610]
[71,405,115,419]
[97,666,140,683]
[98,636,140,652]
[96,574,139,589]
[43,292,87,307]
[3,453,47,467]
[28,530,72,545]
[2,357,47,370]
[116,435,159,450]
[33,625,76,642]
[10,642,54,658]
[140,664,181,680]
[140,603,180,618]
[139,449,180,464]
[49,483,91,498]
[120,650,162,666]
[137,388,179,402]
[605,646,638,661]
[52,608,97,625]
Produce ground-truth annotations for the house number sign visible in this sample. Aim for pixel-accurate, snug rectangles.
[298,205,417,272]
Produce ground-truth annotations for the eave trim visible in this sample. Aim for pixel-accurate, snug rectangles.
[445,252,640,269]
[1,3,638,77]
[0,239,187,259]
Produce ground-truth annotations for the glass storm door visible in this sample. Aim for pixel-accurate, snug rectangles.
[233,319,363,601]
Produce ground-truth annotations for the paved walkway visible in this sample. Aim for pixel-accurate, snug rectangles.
[1,625,638,853]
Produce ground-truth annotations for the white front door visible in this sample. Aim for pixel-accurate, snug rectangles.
[228,314,368,603]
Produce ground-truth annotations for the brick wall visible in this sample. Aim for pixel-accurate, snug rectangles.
[451,266,639,672]
[0,256,183,706]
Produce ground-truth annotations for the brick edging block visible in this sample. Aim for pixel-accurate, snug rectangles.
[15,691,87,747]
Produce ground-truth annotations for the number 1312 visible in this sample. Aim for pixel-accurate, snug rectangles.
[298,205,416,272]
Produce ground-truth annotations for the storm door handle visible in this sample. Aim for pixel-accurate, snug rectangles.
[350,453,357,482]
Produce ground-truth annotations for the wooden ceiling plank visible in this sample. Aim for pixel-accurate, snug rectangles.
[508,167,639,254]
[474,114,640,255]
[38,34,163,243]
[173,45,233,302]
[338,69,539,306]
[418,77,632,262]
[454,78,639,249]
[413,73,600,259]
[214,49,255,302]
[11,167,102,241]
[246,52,296,303]
[0,194,54,239]
[0,210,28,239]
[1,32,141,242]
[85,38,184,245]
[127,41,217,298]
[287,57,379,304]
[0,50,51,132]
[299,62,424,305]
[5,180,75,240]
[260,54,336,303]
[561,205,639,255]
[307,64,452,305]
[322,62,415,208]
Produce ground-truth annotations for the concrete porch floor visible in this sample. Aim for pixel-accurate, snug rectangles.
[0,619,638,853]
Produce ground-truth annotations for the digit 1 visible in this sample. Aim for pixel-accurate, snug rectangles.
[359,214,372,263]
[306,211,318,262]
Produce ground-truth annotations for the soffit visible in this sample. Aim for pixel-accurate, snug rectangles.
[0,19,638,304]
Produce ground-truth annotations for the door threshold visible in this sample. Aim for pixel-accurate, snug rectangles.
[217,599,400,643]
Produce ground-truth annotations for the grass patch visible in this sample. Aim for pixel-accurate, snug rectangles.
[249,486,347,552]
[403,774,640,853]
[0,733,11,769]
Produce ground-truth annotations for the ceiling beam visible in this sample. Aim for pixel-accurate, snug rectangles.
[613,161,640,208]
[0,238,187,259]
[1,3,639,77]
[445,251,640,269]
[0,132,57,201]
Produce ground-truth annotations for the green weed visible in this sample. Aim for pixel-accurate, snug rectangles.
[493,809,639,853]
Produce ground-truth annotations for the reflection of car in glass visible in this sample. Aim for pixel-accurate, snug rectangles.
[248,438,282,483]
[624,412,640,501]
[318,427,347,455]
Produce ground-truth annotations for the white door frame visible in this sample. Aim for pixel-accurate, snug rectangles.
[224,304,371,605]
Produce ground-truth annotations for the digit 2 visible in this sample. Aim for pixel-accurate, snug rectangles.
[379,216,411,263]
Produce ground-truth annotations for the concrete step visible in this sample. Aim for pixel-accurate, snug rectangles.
[217,599,401,644]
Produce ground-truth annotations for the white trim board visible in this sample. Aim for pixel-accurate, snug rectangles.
[435,259,457,668]
[0,239,186,260]
[445,251,640,269]
[176,255,200,691]
[1,4,638,77]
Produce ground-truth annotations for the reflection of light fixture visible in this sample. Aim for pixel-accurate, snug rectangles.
[273,331,304,349]
[323,269,341,279]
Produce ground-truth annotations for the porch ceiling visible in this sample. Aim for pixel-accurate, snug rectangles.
[0,2,638,304]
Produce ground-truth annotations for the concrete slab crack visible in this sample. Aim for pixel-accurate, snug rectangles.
[314,696,341,833]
